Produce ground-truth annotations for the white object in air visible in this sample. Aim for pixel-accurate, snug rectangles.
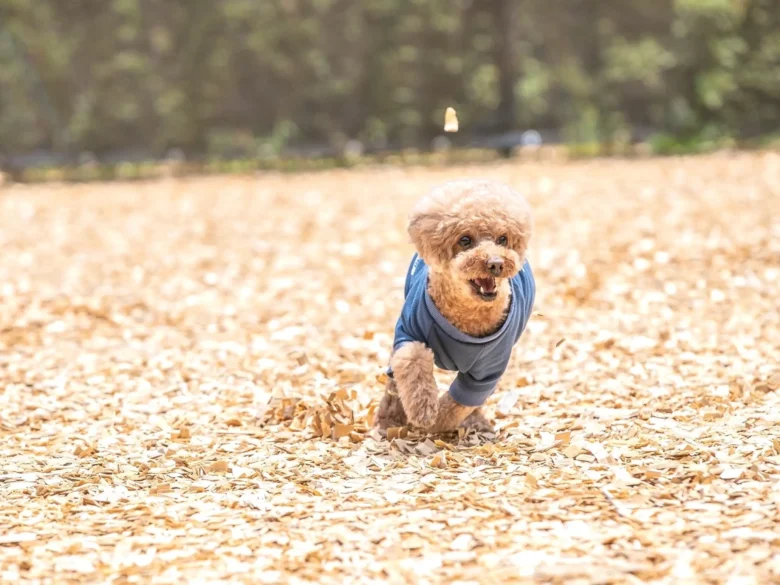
[444,107,459,132]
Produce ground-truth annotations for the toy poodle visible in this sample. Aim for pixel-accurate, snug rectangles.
[375,178,535,434]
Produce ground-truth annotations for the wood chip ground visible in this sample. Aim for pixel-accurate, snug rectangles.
[1,152,779,584]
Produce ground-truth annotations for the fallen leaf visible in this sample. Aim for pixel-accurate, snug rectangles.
[333,424,352,439]
[239,491,269,511]
[450,534,473,551]
[720,467,743,480]
[583,441,612,464]
[401,535,426,550]
[386,427,408,441]
[612,466,642,486]
[497,390,520,416]
[434,439,454,450]
[384,490,402,504]
[208,461,229,473]
[0,533,36,545]
[431,451,447,468]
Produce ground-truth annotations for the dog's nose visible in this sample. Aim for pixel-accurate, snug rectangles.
[487,257,504,276]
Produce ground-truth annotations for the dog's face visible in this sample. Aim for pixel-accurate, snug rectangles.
[408,179,533,303]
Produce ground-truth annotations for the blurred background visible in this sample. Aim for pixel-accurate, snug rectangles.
[1,0,778,176]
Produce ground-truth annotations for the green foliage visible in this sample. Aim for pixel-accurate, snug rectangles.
[0,0,778,156]
[650,125,735,155]
[604,38,676,89]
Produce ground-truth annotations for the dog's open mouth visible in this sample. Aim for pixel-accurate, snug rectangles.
[469,277,498,301]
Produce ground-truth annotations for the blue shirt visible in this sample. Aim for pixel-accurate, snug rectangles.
[389,254,535,407]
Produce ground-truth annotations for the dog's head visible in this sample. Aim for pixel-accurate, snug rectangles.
[408,179,533,303]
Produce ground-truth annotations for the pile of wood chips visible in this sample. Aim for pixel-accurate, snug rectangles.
[1,152,779,584]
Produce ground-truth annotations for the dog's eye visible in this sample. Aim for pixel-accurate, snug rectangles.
[458,236,472,249]
[497,235,508,246]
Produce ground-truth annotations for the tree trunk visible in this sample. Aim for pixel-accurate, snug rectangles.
[491,0,516,131]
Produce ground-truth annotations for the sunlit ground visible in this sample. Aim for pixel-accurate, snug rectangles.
[1,152,779,584]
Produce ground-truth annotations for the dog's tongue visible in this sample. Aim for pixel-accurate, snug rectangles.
[474,277,497,293]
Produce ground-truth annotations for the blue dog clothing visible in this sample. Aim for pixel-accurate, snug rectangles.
[389,254,535,407]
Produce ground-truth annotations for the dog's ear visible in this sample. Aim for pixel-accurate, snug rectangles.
[408,198,451,266]
[507,195,534,261]
[408,211,440,265]
[507,221,532,265]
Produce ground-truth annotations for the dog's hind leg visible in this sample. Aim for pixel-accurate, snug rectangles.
[374,378,408,430]
[389,342,439,428]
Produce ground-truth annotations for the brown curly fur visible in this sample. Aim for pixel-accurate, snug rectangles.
[426,271,511,338]
[460,407,494,432]
[374,379,408,429]
[427,392,473,433]
[376,178,533,433]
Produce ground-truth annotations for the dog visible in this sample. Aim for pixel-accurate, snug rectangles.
[375,178,535,433]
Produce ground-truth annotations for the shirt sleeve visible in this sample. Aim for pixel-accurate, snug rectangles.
[448,369,503,407]
[392,312,420,351]
[514,261,536,342]
[392,293,430,352]
[392,256,431,352]
[403,254,420,298]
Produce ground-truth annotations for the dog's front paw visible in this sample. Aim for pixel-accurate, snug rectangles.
[459,408,494,433]
[390,342,439,428]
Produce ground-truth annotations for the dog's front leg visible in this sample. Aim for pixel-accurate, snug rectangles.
[389,342,439,428]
